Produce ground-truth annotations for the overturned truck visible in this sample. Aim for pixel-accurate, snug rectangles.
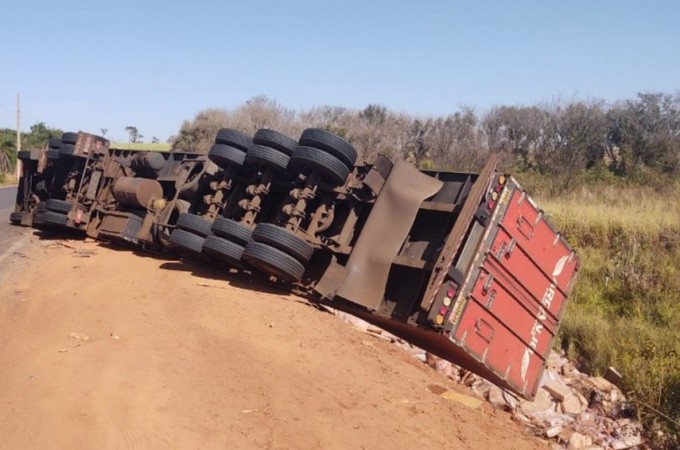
[10,128,579,401]
[305,154,579,399]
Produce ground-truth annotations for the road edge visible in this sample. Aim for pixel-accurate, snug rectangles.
[0,233,31,284]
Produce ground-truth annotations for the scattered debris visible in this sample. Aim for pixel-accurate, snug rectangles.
[68,332,91,342]
[439,390,483,409]
[196,282,226,290]
[58,343,81,353]
[545,425,563,438]
[110,332,120,340]
[604,367,623,390]
[544,379,573,402]
[324,307,647,449]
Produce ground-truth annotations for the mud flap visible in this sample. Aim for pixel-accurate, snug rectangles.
[335,161,443,310]
[98,211,143,244]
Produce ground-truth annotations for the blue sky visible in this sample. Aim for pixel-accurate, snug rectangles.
[0,0,678,142]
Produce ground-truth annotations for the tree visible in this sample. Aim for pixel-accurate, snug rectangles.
[171,108,230,153]
[483,105,548,169]
[22,122,54,149]
[603,93,680,176]
[125,126,139,143]
[0,122,61,175]
[359,104,388,124]
[0,135,15,174]
[152,136,159,144]
[538,100,607,190]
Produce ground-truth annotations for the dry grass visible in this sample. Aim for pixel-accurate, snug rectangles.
[538,183,680,233]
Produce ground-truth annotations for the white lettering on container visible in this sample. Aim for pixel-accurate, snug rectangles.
[520,282,556,383]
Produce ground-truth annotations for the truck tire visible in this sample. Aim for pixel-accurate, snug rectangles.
[157,199,191,247]
[215,128,251,151]
[48,137,62,149]
[290,146,350,186]
[169,228,205,254]
[202,236,245,267]
[176,213,213,237]
[46,199,73,214]
[46,149,60,160]
[211,217,252,245]
[253,129,297,156]
[245,144,290,173]
[252,223,313,263]
[61,132,78,145]
[9,212,23,225]
[18,150,31,160]
[208,144,246,168]
[35,211,68,227]
[59,144,76,157]
[242,242,305,282]
[299,128,357,169]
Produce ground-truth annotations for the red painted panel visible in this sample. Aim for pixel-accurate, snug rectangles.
[452,299,545,397]
[446,181,579,399]
[487,227,567,319]
[498,190,578,298]
[468,265,556,356]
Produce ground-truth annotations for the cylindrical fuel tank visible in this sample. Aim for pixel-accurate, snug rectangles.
[112,177,163,208]
[130,151,166,171]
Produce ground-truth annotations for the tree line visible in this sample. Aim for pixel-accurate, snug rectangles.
[0,122,63,174]
[172,92,680,192]
[0,123,162,176]
[3,92,678,192]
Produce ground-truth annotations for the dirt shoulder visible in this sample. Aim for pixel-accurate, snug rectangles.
[0,234,548,449]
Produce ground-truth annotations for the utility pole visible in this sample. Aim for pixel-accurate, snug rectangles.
[16,94,21,180]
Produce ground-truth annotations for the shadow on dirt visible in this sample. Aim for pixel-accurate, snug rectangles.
[27,227,304,298]
[159,260,296,296]
[33,227,87,241]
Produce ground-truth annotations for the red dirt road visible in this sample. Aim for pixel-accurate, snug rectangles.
[0,235,547,449]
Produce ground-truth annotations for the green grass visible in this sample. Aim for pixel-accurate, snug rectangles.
[532,181,680,444]
[0,172,17,186]
[110,142,171,151]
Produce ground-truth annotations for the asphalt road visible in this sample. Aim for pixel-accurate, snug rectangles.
[0,186,25,259]
[0,185,17,210]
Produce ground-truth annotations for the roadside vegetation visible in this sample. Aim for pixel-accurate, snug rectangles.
[0,124,162,181]
[529,179,680,445]
[0,123,63,178]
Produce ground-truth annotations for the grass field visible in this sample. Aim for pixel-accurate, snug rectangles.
[110,142,171,151]
[523,178,680,443]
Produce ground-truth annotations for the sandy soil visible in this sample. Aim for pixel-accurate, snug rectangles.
[0,233,548,449]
